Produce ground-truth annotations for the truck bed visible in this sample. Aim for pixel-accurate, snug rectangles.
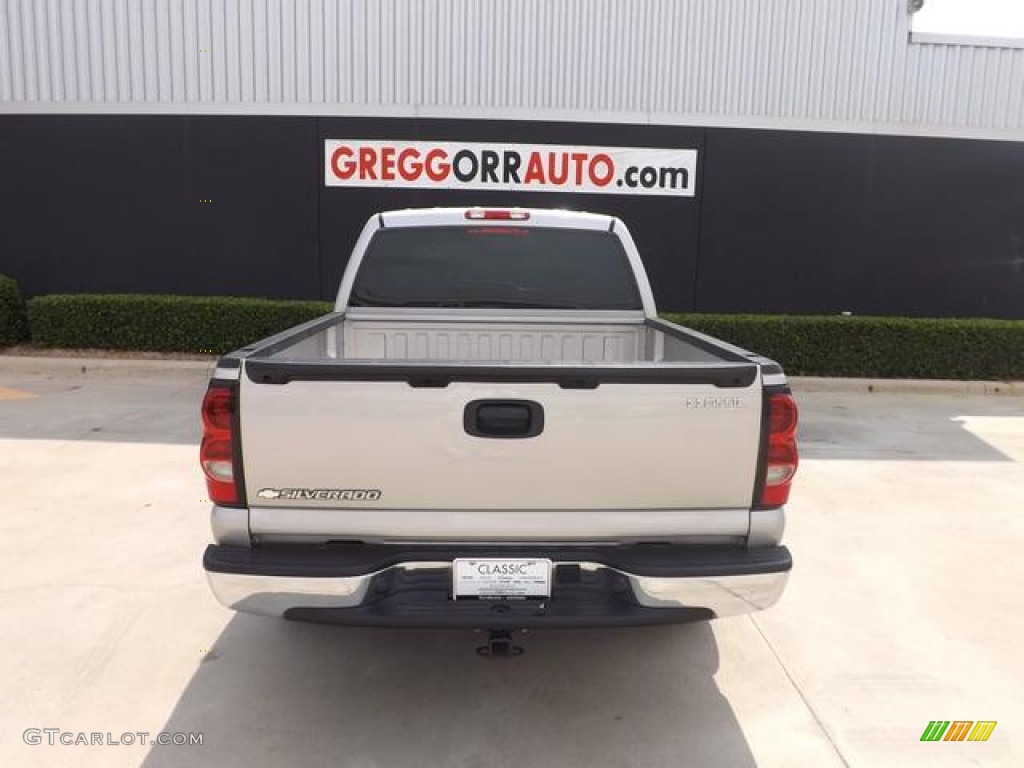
[250,308,746,361]
[226,309,766,521]
[233,311,762,392]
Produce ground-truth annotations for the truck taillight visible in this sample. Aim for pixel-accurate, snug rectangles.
[465,208,530,220]
[200,384,242,506]
[760,393,799,507]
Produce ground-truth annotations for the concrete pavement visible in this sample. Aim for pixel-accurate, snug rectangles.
[0,357,1020,767]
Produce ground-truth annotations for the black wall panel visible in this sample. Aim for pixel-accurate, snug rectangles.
[0,116,318,299]
[697,129,873,314]
[185,117,319,299]
[859,134,1024,318]
[0,115,1021,318]
[697,128,1024,318]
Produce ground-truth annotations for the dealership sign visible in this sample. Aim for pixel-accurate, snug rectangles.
[325,140,697,196]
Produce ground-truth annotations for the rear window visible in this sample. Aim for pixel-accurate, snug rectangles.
[349,226,642,310]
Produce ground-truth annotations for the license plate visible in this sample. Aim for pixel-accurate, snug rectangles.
[452,558,552,599]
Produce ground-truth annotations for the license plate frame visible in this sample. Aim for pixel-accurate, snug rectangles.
[452,558,553,599]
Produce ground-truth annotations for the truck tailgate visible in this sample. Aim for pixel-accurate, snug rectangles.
[238,375,763,514]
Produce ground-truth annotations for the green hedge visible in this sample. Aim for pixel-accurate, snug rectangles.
[28,294,333,355]
[19,293,1024,380]
[664,313,1024,381]
[0,274,29,347]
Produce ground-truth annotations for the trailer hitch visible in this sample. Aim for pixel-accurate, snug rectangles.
[476,629,525,657]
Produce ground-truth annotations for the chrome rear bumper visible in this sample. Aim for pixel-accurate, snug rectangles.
[204,544,791,626]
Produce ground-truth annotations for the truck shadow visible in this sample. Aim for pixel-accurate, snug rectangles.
[141,617,756,768]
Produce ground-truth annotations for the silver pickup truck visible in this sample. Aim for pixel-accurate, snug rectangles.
[201,208,797,649]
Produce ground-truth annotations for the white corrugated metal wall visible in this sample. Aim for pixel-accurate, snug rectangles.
[1,0,1022,137]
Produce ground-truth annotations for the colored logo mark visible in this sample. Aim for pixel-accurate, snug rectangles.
[920,720,997,742]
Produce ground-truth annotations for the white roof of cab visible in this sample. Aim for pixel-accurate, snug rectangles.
[379,207,615,231]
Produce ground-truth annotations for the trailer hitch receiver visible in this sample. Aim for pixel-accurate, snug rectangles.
[476,629,525,657]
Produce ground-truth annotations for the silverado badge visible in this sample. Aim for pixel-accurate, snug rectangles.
[256,488,382,501]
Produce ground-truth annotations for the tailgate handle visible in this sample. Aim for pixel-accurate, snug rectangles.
[464,400,544,439]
